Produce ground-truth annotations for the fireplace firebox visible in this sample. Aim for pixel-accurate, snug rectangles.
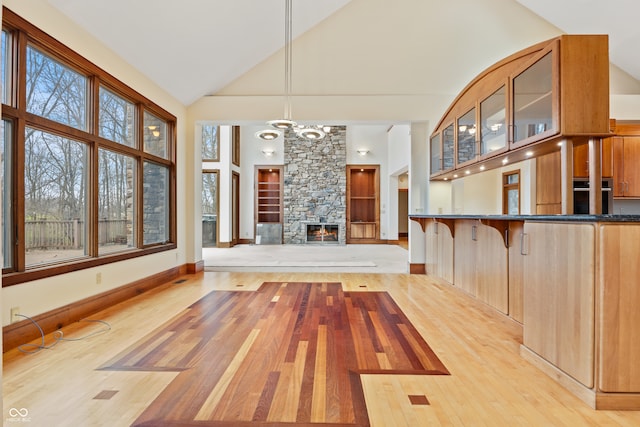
[306,223,339,243]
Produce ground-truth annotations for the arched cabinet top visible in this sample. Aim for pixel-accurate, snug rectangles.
[430,35,610,181]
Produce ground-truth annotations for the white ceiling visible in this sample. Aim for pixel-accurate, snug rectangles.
[516,0,640,82]
[47,0,640,107]
[48,0,352,105]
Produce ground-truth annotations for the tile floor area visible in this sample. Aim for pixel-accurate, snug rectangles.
[203,243,409,273]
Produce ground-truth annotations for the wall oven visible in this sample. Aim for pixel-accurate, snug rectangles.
[573,178,613,214]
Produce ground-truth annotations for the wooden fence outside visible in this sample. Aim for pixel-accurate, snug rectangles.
[24,219,129,250]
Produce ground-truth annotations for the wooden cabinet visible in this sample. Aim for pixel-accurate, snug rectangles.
[510,45,557,148]
[599,224,640,392]
[429,35,609,180]
[613,136,640,197]
[347,165,379,242]
[507,221,525,323]
[535,151,562,214]
[522,222,595,388]
[454,220,508,314]
[424,220,454,284]
[573,137,613,178]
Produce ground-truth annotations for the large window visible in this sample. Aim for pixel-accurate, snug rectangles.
[98,149,135,255]
[2,119,12,268]
[99,86,135,147]
[24,128,88,266]
[1,8,177,285]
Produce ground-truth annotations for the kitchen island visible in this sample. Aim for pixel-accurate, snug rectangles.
[410,214,640,410]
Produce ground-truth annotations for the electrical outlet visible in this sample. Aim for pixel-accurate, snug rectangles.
[10,307,20,323]
[96,272,102,285]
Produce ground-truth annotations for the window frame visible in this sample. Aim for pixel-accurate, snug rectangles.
[201,124,220,162]
[502,170,521,215]
[1,8,177,286]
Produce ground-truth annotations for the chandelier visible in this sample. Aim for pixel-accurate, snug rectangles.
[256,0,327,141]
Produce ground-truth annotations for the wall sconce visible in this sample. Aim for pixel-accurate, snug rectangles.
[262,148,275,156]
[357,149,369,156]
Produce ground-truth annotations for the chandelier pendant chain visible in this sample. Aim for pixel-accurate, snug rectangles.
[284,0,292,121]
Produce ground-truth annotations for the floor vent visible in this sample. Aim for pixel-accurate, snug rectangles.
[173,279,187,284]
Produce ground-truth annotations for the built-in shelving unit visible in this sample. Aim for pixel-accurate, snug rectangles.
[347,165,380,242]
[255,166,283,244]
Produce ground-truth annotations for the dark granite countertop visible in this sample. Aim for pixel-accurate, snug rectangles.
[408,214,640,223]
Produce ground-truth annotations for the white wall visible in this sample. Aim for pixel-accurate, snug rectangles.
[233,124,407,242]
[347,125,391,239]
[1,0,189,325]
[450,159,535,215]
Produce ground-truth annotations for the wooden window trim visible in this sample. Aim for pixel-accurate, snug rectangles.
[2,7,177,287]
[502,169,521,215]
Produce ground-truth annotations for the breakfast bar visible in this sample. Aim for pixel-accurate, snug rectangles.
[410,214,640,410]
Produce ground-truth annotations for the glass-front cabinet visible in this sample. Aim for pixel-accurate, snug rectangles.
[511,48,557,148]
[430,133,442,174]
[480,84,507,158]
[443,123,455,170]
[428,35,609,180]
[457,108,477,166]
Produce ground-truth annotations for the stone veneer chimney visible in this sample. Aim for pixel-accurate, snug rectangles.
[283,126,347,244]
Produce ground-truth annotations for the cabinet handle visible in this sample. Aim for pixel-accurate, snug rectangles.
[434,222,438,235]
[471,225,477,241]
[520,232,529,255]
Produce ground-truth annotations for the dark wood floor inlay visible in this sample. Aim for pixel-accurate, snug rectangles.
[93,390,119,400]
[408,395,430,405]
[100,282,448,426]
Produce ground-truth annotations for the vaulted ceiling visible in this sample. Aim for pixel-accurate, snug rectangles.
[47,0,640,107]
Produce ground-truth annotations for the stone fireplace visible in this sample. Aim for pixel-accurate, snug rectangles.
[283,126,347,244]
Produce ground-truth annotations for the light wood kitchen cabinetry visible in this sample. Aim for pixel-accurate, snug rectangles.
[424,220,454,284]
[535,151,562,214]
[599,224,640,393]
[454,220,478,296]
[454,220,508,314]
[613,136,640,197]
[522,221,595,388]
[429,34,609,180]
[412,214,640,409]
[507,221,525,323]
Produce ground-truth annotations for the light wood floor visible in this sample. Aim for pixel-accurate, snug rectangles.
[4,271,640,426]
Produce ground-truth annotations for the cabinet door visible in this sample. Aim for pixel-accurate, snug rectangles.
[536,151,561,214]
[623,136,640,196]
[599,224,640,392]
[475,224,508,314]
[613,136,625,197]
[511,46,558,148]
[430,133,442,175]
[507,221,525,323]
[453,220,477,296]
[523,222,595,388]
[573,138,613,179]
